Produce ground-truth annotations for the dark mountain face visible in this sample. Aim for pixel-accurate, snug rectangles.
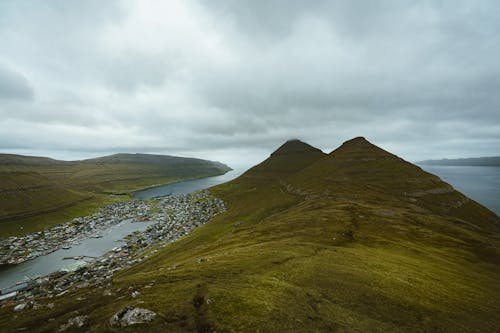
[270,139,324,156]
[291,137,499,230]
[243,139,326,179]
[329,136,394,157]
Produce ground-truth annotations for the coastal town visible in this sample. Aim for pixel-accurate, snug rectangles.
[0,200,154,265]
[0,190,226,310]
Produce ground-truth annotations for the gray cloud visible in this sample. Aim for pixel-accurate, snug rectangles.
[0,0,499,167]
[0,64,34,100]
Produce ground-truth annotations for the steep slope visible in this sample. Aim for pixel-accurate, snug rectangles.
[0,171,99,236]
[243,139,326,178]
[291,137,499,230]
[0,153,231,236]
[0,154,68,166]
[0,171,90,222]
[2,138,499,332]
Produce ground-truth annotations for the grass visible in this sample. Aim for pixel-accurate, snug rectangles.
[1,138,499,332]
[0,155,230,237]
[0,194,122,236]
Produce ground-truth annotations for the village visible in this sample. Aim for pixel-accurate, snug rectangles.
[0,190,226,310]
[0,200,155,265]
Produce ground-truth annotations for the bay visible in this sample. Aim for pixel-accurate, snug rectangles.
[420,165,500,215]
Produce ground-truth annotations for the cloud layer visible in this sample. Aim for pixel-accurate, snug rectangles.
[1,0,499,167]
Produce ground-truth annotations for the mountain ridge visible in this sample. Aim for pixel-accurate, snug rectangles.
[291,137,498,229]
[1,137,499,332]
[270,139,324,156]
[243,139,326,179]
[0,152,230,169]
[0,154,68,165]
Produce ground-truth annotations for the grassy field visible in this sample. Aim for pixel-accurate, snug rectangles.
[0,153,231,237]
[1,138,499,332]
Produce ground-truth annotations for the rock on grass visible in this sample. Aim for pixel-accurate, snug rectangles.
[109,306,156,328]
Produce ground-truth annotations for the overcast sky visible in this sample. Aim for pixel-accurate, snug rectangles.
[0,0,499,168]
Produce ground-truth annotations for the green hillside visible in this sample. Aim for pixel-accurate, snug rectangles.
[2,138,499,332]
[0,153,231,236]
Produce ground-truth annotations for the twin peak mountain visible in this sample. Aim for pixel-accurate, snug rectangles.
[244,136,499,230]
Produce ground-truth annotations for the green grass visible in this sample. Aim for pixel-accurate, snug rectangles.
[0,194,122,237]
[1,138,499,332]
[0,156,230,237]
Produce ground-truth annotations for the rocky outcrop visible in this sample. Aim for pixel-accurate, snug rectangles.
[59,315,88,331]
[109,306,156,328]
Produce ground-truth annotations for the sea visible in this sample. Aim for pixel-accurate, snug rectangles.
[419,165,500,215]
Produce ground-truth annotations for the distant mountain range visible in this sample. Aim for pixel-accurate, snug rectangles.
[8,137,498,332]
[0,152,231,236]
[0,152,230,168]
[418,156,500,166]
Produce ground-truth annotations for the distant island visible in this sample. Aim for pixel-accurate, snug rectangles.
[417,156,500,167]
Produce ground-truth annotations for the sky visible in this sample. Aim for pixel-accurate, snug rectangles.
[0,0,499,169]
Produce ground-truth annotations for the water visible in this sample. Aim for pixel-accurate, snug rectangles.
[133,169,244,199]
[0,219,153,290]
[0,170,243,290]
[3,166,496,290]
[419,165,500,215]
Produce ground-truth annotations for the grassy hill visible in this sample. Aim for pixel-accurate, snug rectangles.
[0,153,231,236]
[2,138,499,332]
[244,139,326,178]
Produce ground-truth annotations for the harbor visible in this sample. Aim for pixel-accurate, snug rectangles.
[0,190,226,307]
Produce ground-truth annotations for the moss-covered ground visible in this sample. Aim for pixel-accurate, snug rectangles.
[1,139,498,332]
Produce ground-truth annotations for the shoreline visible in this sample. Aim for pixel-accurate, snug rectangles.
[0,190,226,304]
[0,169,232,238]
[130,169,233,197]
[0,170,233,268]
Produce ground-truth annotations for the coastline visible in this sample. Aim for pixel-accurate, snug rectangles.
[130,168,232,197]
[0,190,226,302]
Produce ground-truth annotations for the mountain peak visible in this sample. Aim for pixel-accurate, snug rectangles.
[289,137,499,230]
[343,136,368,144]
[329,136,393,159]
[337,136,374,149]
[271,139,323,156]
[243,139,326,178]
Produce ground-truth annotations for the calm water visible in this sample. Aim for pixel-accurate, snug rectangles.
[419,165,500,215]
[2,166,497,290]
[133,169,244,199]
[0,170,244,290]
[0,219,154,290]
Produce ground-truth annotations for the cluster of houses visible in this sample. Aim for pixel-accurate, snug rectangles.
[0,190,226,308]
[0,200,154,265]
